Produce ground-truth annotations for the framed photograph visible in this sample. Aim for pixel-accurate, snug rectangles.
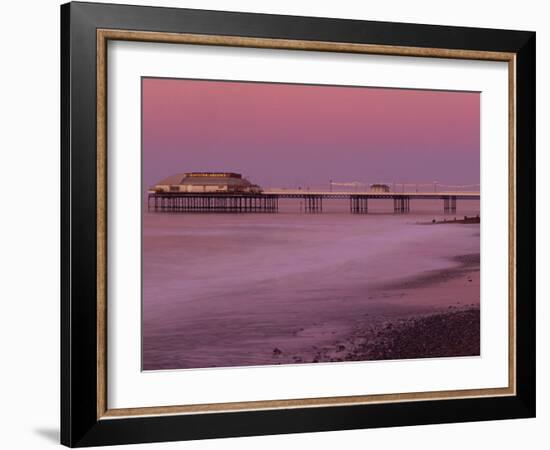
[61,2,535,447]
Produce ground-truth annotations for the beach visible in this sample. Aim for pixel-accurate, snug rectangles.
[142,201,480,370]
[300,254,480,364]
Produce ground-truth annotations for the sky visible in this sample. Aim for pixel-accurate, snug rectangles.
[142,77,480,190]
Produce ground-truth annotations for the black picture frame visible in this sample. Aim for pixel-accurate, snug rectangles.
[61,1,535,447]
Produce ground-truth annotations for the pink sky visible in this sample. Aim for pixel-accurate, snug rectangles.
[142,78,480,190]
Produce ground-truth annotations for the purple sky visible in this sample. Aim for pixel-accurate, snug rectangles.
[142,78,480,190]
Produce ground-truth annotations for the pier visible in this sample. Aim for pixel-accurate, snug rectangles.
[149,193,279,213]
[147,190,478,214]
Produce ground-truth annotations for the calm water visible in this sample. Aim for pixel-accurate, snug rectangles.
[142,199,480,370]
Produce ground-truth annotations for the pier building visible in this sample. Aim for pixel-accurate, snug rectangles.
[153,172,262,194]
[370,183,390,193]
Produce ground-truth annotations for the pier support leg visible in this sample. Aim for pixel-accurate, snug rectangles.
[350,196,368,214]
[304,195,322,213]
[392,197,409,214]
[443,196,456,214]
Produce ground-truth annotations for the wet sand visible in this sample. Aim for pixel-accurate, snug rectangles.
[270,253,480,365]
[309,307,480,363]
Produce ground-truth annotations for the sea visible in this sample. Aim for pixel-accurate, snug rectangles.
[142,198,480,370]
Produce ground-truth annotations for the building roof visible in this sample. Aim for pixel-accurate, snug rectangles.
[155,172,255,187]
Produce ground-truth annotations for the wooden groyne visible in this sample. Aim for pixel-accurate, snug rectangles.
[426,215,480,224]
